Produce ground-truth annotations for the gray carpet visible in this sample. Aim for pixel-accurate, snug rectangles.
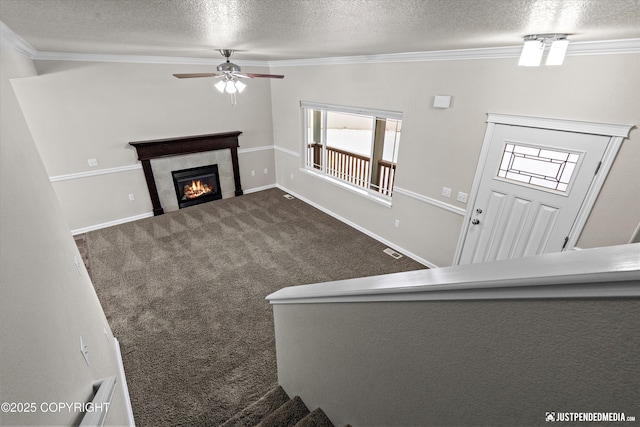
[87,188,426,426]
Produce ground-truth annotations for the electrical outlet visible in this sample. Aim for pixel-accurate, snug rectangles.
[88,158,98,167]
[251,170,256,176]
[263,168,268,175]
[457,192,468,203]
[128,194,135,201]
[442,187,452,198]
[394,219,400,228]
[290,173,294,180]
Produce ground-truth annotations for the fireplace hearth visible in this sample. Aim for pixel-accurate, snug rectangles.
[172,164,222,209]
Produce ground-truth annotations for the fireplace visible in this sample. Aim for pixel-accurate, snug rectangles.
[129,132,243,216]
[172,164,222,209]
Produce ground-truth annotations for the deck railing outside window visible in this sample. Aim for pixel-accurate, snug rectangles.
[307,144,397,196]
[302,102,402,200]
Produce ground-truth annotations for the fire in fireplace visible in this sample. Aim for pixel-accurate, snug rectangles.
[172,164,222,209]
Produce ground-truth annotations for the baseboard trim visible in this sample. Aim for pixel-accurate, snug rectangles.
[113,338,135,427]
[71,185,278,234]
[244,184,277,194]
[69,184,437,268]
[71,212,154,235]
[276,184,437,268]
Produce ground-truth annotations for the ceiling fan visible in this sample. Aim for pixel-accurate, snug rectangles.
[173,49,283,103]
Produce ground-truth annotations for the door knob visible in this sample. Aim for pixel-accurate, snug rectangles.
[476,208,483,214]
[471,218,480,225]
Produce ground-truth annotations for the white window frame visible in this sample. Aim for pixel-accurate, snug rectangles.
[300,101,402,206]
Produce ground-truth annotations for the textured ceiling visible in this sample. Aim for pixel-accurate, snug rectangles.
[0,0,639,61]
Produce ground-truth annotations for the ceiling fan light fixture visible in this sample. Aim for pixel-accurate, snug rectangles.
[173,49,283,105]
[214,80,226,93]
[225,80,237,94]
[234,80,246,93]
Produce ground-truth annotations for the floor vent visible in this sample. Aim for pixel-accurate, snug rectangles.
[283,194,295,200]
[383,248,403,259]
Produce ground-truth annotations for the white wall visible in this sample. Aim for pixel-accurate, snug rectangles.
[12,60,278,231]
[274,297,640,426]
[0,47,130,425]
[270,53,640,266]
[10,51,640,266]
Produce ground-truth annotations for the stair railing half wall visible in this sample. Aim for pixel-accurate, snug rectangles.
[266,244,640,426]
[79,376,116,427]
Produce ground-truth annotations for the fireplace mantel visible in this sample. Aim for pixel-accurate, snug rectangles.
[130,131,243,215]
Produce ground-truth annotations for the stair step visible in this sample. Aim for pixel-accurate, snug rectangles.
[256,395,310,427]
[294,407,335,427]
[220,385,290,427]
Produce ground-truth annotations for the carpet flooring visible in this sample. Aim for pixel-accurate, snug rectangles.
[86,188,426,425]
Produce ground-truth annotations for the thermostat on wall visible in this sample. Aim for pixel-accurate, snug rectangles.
[433,95,452,109]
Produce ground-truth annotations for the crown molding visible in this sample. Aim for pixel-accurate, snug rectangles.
[268,39,640,67]
[1,19,638,67]
[0,20,268,67]
[0,21,37,57]
[270,46,523,67]
[566,38,640,55]
[31,50,268,67]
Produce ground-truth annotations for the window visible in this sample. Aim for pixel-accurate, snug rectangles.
[302,102,402,200]
[497,143,580,193]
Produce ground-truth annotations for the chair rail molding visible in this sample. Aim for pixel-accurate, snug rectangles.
[49,164,142,182]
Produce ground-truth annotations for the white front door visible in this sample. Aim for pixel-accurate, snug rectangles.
[456,115,629,265]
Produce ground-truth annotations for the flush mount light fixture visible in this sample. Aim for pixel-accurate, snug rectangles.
[545,38,570,65]
[519,34,570,67]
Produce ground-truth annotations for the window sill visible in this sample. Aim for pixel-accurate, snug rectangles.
[300,167,393,207]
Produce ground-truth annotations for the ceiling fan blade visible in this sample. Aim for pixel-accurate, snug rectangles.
[246,73,285,79]
[173,73,220,79]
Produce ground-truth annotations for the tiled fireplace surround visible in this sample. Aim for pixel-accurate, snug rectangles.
[129,131,243,215]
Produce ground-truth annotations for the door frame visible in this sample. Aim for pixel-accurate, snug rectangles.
[453,113,633,265]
